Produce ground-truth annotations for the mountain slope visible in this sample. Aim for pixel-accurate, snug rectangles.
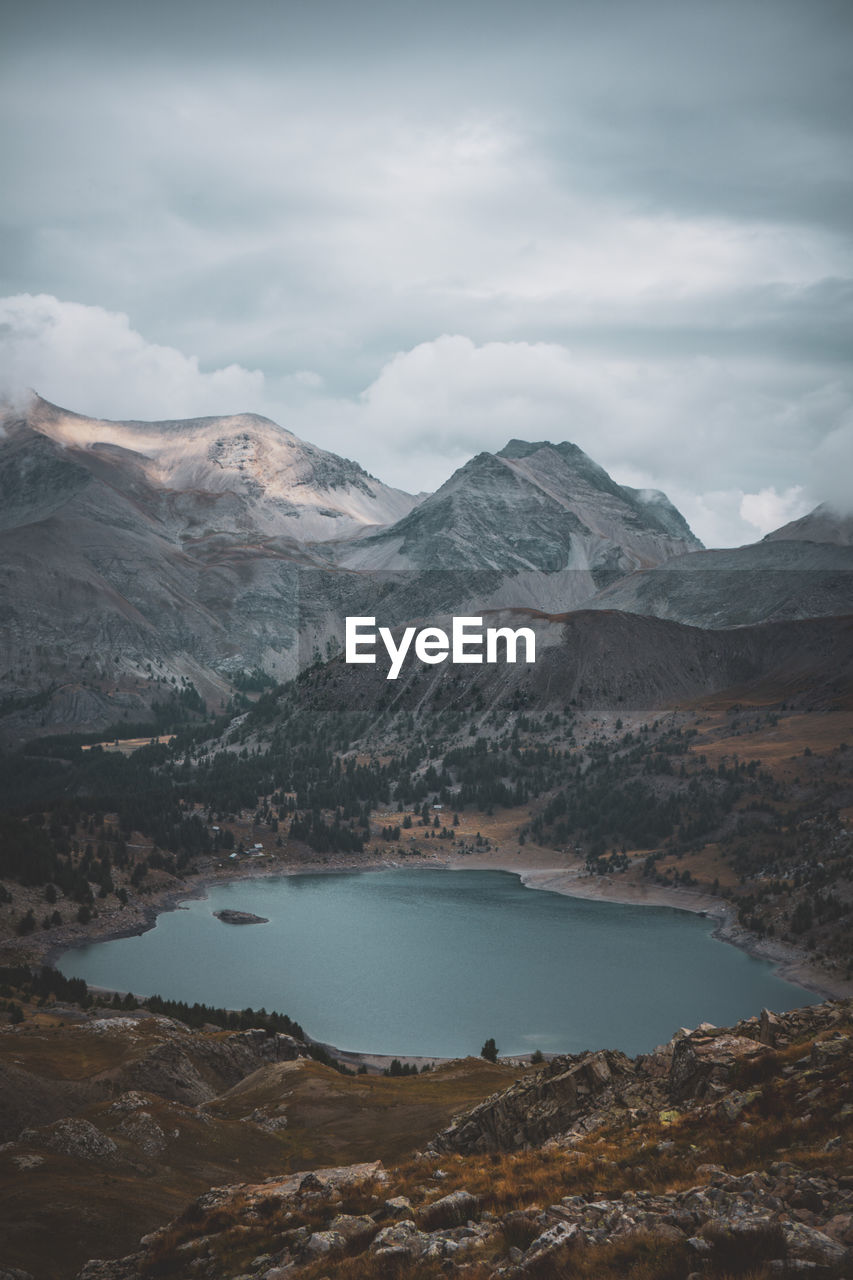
[338,440,700,591]
[0,396,423,735]
[42,997,852,1280]
[585,512,853,627]
[14,394,420,540]
[266,610,853,729]
[763,501,853,546]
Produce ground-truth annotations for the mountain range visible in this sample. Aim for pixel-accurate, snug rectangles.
[1,396,853,1280]
[0,393,851,740]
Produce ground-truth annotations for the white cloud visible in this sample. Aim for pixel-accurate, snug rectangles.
[2,300,850,544]
[312,335,851,543]
[739,486,812,537]
[0,294,264,420]
[807,420,853,513]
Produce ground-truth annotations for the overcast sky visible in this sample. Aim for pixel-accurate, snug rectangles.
[1,0,851,544]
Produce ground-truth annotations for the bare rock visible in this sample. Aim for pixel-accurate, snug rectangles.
[301,1229,347,1259]
[42,1118,118,1163]
[521,1221,579,1270]
[783,1222,851,1266]
[326,1214,377,1249]
[430,1049,635,1153]
[419,1189,479,1230]
[670,1033,771,1101]
[382,1196,414,1219]
[371,1219,430,1263]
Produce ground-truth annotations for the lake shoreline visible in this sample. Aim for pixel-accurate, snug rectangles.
[18,841,851,1048]
[443,848,853,1001]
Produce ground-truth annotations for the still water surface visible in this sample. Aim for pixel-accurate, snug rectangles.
[58,869,817,1057]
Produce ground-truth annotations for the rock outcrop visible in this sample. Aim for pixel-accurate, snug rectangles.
[506,1165,853,1278]
[0,1012,308,1142]
[430,1000,853,1156]
[429,1049,639,1153]
[64,998,853,1280]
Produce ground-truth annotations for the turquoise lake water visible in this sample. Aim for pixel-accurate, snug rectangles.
[57,868,817,1057]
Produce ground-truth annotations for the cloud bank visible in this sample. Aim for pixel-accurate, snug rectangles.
[2,296,849,546]
[1,1,850,544]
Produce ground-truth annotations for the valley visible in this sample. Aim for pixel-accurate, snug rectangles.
[1,396,851,1278]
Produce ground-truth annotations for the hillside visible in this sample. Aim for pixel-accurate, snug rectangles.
[585,539,853,628]
[0,396,420,739]
[0,968,528,1280]
[259,610,853,725]
[1,975,850,1280]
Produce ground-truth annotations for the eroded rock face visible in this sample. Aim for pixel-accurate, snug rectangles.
[669,1033,771,1102]
[429,1050,637,1154]
[429,1002,853,1158]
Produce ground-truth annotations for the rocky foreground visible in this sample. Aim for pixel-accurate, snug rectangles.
[58,999,853,1280]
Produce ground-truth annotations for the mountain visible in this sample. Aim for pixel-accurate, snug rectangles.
[10,399,848,741]
[584,513,853,628]
[337,440,701,614]
[0,396,423,735]
[6,394,419,540]
[763,501,853,546]
[0,406,704,738]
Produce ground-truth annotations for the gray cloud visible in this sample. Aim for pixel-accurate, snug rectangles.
[1,0,851,543]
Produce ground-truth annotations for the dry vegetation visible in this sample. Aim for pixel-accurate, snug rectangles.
[92,1008,853,1280]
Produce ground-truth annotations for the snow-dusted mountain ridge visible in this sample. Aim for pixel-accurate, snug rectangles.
[20,395,420,541]
[13,395,825,741]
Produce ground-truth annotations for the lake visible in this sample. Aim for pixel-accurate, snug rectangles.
[57,868,817,1057]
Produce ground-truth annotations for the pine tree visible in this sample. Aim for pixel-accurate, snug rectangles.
[480,1037,498,1062]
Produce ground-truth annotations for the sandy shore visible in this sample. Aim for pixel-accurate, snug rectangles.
[445,844,853,1002]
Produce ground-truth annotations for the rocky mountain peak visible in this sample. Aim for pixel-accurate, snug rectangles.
[497,437,623,495]
[763,502,853,546]
[3,393,420,537]
[336,436,701,617]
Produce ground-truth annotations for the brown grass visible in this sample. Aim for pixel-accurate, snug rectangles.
[208,1056,530,1166]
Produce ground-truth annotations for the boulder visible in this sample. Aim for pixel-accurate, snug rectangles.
[371,1219,430,1264]
[811,1037,850,1068]
[670,1034,771,1101]
[327,1214,377,1249]
[783,1222,851,1267]
[382,1196,414,1219]
[419,1189,479,1230]
[521,1221,579,1270]
[301,1229,347,1258]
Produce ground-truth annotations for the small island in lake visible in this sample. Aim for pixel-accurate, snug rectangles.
[213,909,269,925]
